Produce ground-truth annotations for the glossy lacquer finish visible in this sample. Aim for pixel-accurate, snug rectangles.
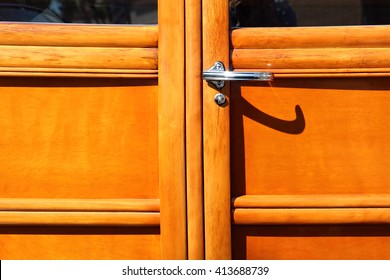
[0,0,187,258]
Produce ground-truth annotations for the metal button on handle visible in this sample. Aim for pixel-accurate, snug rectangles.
[203,61,273,90]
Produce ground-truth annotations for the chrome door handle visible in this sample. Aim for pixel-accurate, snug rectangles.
[203,61,273,90]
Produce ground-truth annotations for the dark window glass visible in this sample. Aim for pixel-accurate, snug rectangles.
[0,0,157,24]
[230,0,390,27]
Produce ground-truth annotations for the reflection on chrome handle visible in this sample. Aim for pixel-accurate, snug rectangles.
[202,61,273,90]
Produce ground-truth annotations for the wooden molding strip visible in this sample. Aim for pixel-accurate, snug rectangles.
[0,24,158,77]
[0,211,160,226]
[232,26,390,77]
[233,208,390,225]
[0,45,157,69]
[232,26,390,49]
[232,48,390,72]
[0,23,158,48]
[0,199,160,212]
[0,69,158,78]
[233,195,390,209]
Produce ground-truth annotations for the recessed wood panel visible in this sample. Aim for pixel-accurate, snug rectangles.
[233,225,390,260]
[0,78,158,199]
[0,226,160,260]
[231,78,390,196]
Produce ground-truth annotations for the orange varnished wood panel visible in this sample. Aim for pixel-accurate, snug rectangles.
[234,195,390,208]
[158,0,187,259]
[231,78,390,196]
[232,225,390,260]
[0,24,158,77]
[0,78,158,199]
[0,227,160,259]
[185,0,204,260]
[0,212,160,226]
[0,198,160,211]
[233,208,390,225]
[231,26,390,76]
[232,48,390,71]
[203,0,232,260]
[232,26,390,49]
[0,24,158,48]
[0,46,157,70]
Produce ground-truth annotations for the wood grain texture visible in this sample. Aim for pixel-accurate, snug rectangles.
[0,212,160,226]
[0,78,158,199]
[234,195,390,208]
[185,0,204,260]
[0,24,157,77]
[232,26,390,49]
[230,78,390,197]
[0,227,160,259]
[232,48,390,71]
[233,208,390,225]
[203,0,231,260]
[0,46,157,68]
[0,199,160,212]
[158,0,187,259]
[231,26,390,76]
[0,24,158,47]
[232,225,390,260]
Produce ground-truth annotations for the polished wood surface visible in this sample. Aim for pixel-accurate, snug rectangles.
[234,208,390,225]
[0,78,158,199]
[231,78,389,197]
[185,0,204,260]
[232,26,390,77]
[0,212,160,226]
[0,24,158,78]
[0,24,158,47]
[0,199,160,211]
[0,227,160,260]
[233,225,390,260]
[232,26,390,49]
[158,0,187,259]
[234,195,390,208]
[203,0,231,260]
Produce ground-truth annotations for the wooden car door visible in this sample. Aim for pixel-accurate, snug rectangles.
[202,0,390,259]
[0,0,187,260]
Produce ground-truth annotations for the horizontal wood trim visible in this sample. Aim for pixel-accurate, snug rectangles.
[0,69,158,78]
[0,24,158,48]
[232,48,390,71]
[231,26,390,77]
[0,212,160,226]
[0,46,157,69]
[0,199,160,212]
[233,195,390,209]
[0,24,158,77]
[233,208,390,225]
[232,26,390,49]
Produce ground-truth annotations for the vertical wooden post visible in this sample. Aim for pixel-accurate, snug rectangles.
[185,0,204,260]
[203,0,232,259]
[158,0,187,259]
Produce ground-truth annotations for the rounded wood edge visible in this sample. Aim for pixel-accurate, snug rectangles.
[0,23,158,48]
[231,26,390,49]
[233,208,390,225]
[0,199,160,212]
[0,211,160,226]
[233,195,390,208]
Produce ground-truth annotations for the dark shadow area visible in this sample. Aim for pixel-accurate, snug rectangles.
[0,226,160,235]
[232,225,390,259]
[230,0,390,27]
[231,84,305,196]
[0,0,157,24]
